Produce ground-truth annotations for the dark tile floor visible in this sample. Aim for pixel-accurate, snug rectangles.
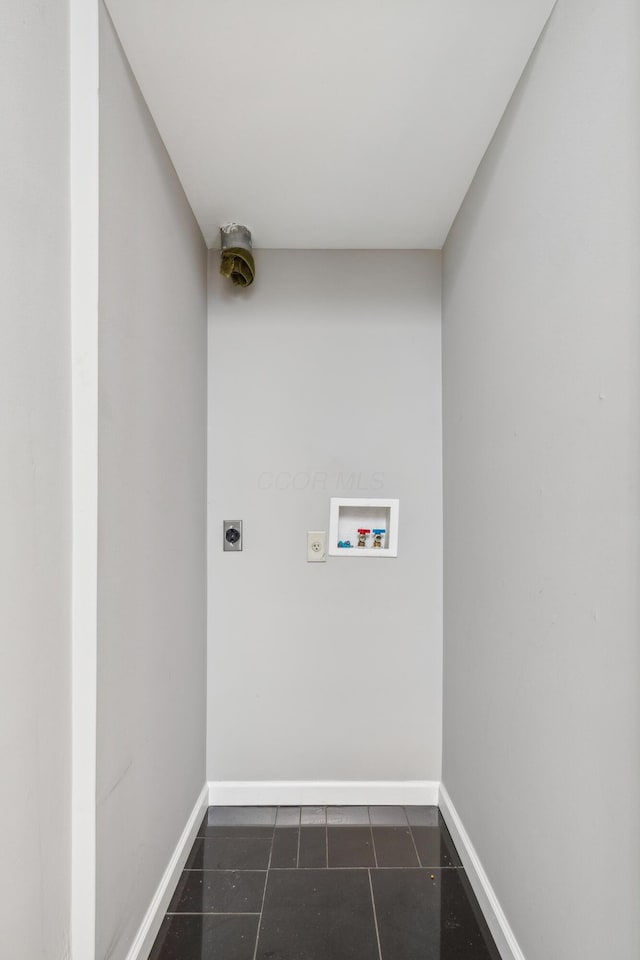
[149,806,501,960]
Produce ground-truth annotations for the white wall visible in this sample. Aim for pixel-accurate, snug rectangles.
[442,2,640,959]
[0,3,71,958]
[97,7,208,959]
[208,250,442,785]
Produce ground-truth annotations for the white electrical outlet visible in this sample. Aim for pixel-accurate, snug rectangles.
[307,530,327,562]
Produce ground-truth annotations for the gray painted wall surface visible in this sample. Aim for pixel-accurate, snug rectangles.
[207,250,442,782]
[442,2,640,958]
[0,3,71,958]
[97,8,207,959]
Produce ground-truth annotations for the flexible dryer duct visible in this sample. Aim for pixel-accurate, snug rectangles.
[219,223,255,287]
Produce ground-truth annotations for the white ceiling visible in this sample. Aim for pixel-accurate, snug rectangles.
[105,0,554,249]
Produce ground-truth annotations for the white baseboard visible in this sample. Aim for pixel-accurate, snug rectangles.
[125,783,209,960]
[438,784,525,960]
[208,780,440,806]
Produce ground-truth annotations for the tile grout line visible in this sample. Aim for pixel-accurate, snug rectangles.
[180,868,268,873]
[197,834,276,840]
[368,806,379,868]
[368,868,384,960]
[325,808,329,869]
[166,911,261,916]
[251,813,275,960]
[181,865,461,872]
[406,816,424,869]
[293,806,301,869]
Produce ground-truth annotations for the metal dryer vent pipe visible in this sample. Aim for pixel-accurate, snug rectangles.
[219,222,255,287]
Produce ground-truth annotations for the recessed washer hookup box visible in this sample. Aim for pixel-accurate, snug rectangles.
[328,498,399,557]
